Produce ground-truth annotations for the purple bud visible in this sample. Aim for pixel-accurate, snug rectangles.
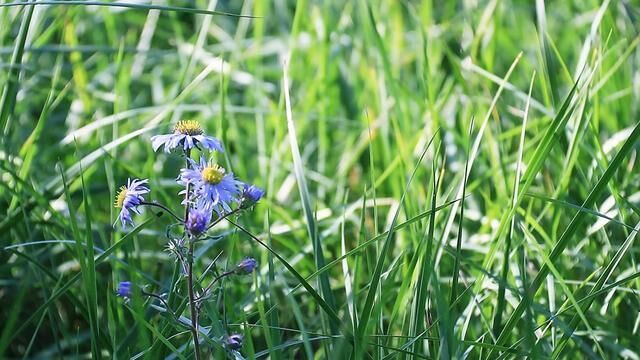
[185,206,211,236]
[240,184,264,209]
[225,333,244,350]
[117,281,132,298]
[235,258,257,275]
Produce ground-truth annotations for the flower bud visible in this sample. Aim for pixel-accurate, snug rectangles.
[225,333,244,350]
[117,281,133,298]
[235,257,257,275]
[185,206,211,236]
[240,184,264,209]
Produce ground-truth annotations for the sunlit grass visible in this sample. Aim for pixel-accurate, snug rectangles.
[2,1,640,358]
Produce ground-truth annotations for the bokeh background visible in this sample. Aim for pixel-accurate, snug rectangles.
[2,0,640,358]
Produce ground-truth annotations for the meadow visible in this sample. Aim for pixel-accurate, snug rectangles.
[2,0,640,358]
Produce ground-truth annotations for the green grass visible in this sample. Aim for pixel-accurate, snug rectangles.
[2,1,640,358]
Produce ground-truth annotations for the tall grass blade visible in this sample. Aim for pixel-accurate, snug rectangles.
[493,121,640,353]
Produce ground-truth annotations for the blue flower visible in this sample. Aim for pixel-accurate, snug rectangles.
[150,120,224,153]
[116,281,132,298]
[224,333,243,350]
[114,178,150,229]
[179,156,241,213]
[235,258,257,274]
[185,205,212,236]
[239,184,264,209]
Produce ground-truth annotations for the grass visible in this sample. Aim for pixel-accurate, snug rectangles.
[2,0,640,358]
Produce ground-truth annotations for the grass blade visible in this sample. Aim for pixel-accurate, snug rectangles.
[282,54,338,336]
[0,1,33,137]
[355,130,439,356]
[493,121,640,353]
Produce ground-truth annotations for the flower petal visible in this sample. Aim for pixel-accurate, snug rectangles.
[150,134,175,152]
[194,135,224,152]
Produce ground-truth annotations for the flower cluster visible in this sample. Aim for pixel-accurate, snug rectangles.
[114,120,263,230]
[113,120,263,358]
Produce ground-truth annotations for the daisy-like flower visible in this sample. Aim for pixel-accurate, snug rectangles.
[239,184,264,209]
[114,178,150,229]
[150,120,224,153]
[185,205,212,236]
[179,156,241,213]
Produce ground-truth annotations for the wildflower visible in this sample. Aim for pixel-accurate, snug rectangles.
[116,281,132,298]
[150,120,224,153]
[179,156,241,213]
[114,178,150,229]
[239,184,264,209]
[235,258,257,274]
[224,333,244,350]
[185,205,212,236]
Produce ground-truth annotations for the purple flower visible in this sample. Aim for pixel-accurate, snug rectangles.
[116,281,132,298]
[185,205,212,236]
[224,333,244,350]
[240,184,264,209]
[179,156,241,213]
[150,120,224,153]
[235,258,257,274]
[114,178,150,229]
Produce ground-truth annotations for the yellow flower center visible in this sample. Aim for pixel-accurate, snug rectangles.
[114,186,128,208]
[174,120,203,136]
[201,164,225,184]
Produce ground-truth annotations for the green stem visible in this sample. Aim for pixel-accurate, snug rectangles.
[182,149,201,360]
[187,240,201,360]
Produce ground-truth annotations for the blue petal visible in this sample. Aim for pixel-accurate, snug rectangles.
[167,134,186,152]
[150,134,175,152]
[183,135,195,150]
[194,135,224,152]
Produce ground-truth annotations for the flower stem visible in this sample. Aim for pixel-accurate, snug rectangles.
[187,240,201,360]
[182,149,202,360]
[184,149,192,222]
[141,290,187,328]
[205,208,241,232]
[139,201,184,222]
[196,270,235,302]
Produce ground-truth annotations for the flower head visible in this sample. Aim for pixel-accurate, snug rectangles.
[224,333,244,350]
[239,184,264,209]
[150,120,224,153]
[235,258,257,274]
[116,281,132,298]
[114,178,150,229]
[185,205,212,236]
[179,156,241,213]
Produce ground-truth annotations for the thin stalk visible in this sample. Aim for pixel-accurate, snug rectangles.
[205,208,241,231]
[142,290,190,329]
[184,149,192,221]
[186,239,201,360]
[140,201,183,222]
[182,149,201,360]
[196,270,235,302]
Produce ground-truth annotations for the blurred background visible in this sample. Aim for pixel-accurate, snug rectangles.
[2,0,640,358]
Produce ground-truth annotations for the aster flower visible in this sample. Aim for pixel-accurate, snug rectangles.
[239,184,264,209]
[235,257,257,274]
[185,205,212,236]
[116,281,132,298]
[114,178,150,229]
[224,333,244,350]
[179,156,241,213]
[150,120,224,153]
